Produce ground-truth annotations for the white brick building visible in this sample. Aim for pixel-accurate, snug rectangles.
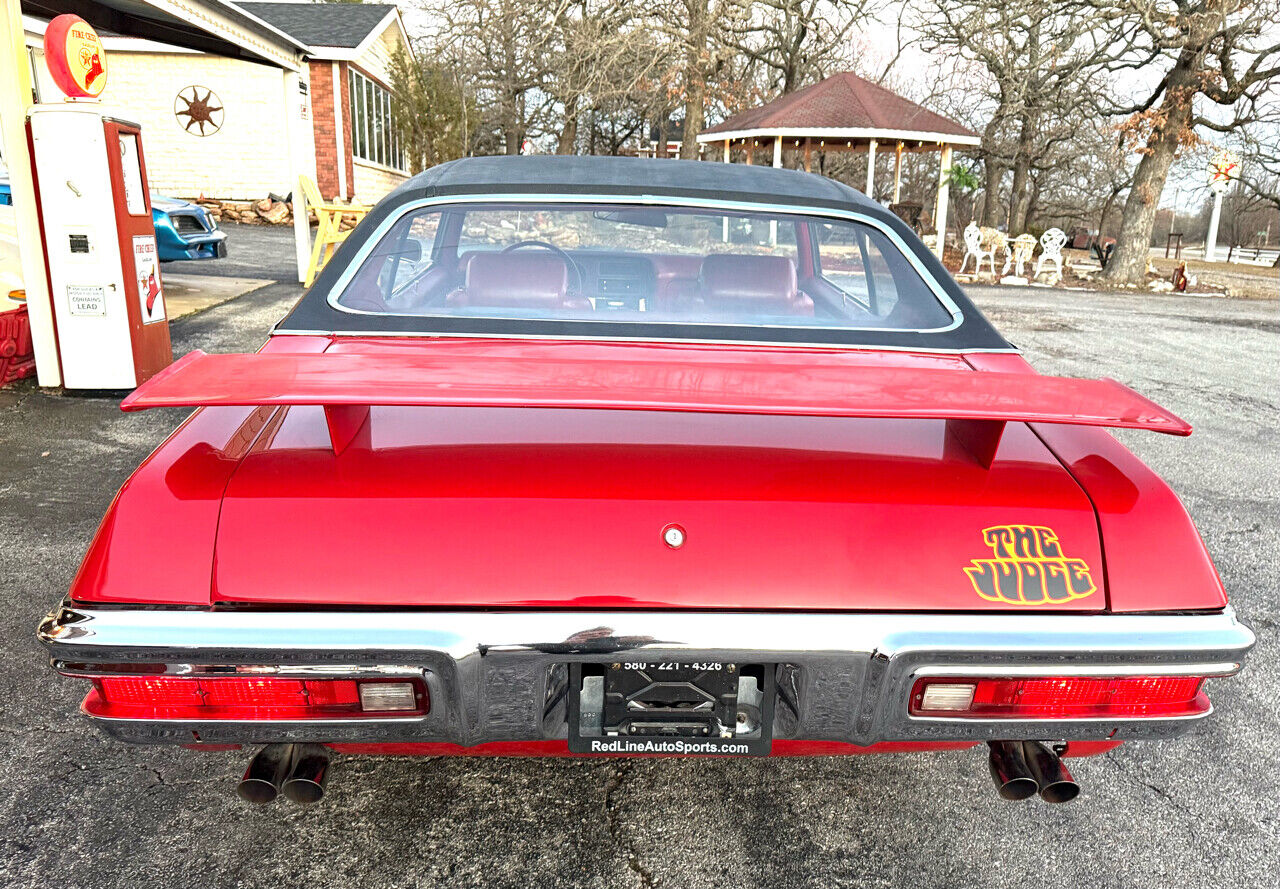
[22,3,409,203]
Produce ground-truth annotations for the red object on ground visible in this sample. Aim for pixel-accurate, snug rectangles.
[0,306,36,385]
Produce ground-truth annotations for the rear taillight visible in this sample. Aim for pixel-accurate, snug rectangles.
[909,675,1210,719]
[85,676,428,720]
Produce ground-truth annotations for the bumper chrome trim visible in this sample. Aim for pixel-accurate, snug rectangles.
[38,601,1255,748]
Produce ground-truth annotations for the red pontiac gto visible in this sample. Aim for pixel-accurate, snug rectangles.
[39,157,1254,806]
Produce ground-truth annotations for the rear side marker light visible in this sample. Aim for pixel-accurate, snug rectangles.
[85,676,428,720]
[910,675,1210,719]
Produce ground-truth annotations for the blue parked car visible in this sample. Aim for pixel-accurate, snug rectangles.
[151,195,227,262]
[1,181,223,261]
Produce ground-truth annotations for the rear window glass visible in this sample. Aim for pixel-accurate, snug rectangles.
[332,202,955,331]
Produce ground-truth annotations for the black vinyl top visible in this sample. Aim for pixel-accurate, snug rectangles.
[390,155,877,210]
[276,156,1012,352]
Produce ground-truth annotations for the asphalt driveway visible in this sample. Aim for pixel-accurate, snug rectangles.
[0,251,1275,887]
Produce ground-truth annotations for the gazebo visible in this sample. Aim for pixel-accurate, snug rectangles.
[697,73,980,255]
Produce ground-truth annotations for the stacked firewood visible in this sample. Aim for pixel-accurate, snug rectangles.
[190,197,339,227]
[189,197,365,229]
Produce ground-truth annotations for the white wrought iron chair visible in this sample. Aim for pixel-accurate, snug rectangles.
[1034,228,1068,279]
[957,222,998,275]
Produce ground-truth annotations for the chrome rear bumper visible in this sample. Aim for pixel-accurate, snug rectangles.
[38,601,1255,747]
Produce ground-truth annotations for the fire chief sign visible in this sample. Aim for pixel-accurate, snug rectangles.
[964,524,1096,605]
[132,236,166,324]
[44,14,107,99]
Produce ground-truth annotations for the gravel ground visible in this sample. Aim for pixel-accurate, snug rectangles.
[0,263,1276,887]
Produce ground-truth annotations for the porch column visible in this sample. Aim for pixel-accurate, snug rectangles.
[804,138,812,173]
[934,144,953,258]
[723,138,730,162]
[893,141,904,203]
[773,135,783,168]
[744,141,752,165]
[865,139,877,196]
[284,67,311,284]
[331,62,348,200]
[0,3,59,384]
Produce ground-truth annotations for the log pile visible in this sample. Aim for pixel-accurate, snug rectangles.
[188,196,364,230]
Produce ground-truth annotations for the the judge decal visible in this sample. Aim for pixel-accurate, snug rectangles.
[964,525,1096,605]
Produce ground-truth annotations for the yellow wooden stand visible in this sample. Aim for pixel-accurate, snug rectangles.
[300,176,370,287]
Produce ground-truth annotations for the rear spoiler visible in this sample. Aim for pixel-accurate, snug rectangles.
[122,348,1190,466]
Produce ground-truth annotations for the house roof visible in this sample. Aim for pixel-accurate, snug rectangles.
[699,72,980,145]
[236,2,396,49]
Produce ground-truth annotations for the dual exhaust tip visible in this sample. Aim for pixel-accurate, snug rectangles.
[240,739,1076,806]
[237,743,329,805]
[988,741,1080,804]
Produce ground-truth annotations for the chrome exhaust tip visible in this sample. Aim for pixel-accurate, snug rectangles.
[1022,741,1081,804]
[237,743,294,804]
[281,744,330,805]
[987,741,1039,801]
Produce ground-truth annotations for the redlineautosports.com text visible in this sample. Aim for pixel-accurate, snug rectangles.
[589,739,750,754]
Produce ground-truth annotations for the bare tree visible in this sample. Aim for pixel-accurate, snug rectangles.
[722,0,875,95]
[650,0,752,158]
[427,0,560,154]
[543,2,664,153]
[916,0,1116,231]
[1234,122,1280,264]
[1091,0,1280,284]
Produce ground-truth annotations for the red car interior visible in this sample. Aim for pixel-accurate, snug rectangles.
[699,254,812,316]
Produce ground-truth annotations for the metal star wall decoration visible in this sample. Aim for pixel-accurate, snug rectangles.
[174,86,224,136]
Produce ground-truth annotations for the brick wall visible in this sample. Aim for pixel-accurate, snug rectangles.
[309,60,340,200]
[89,52,301,200]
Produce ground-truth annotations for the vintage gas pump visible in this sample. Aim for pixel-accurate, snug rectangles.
[26,15,172,389]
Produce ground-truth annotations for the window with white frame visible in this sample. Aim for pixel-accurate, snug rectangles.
[348,68,404,171]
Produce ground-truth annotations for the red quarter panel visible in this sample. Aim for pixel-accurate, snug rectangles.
[69,404,276,604]
[964,351,1226,613]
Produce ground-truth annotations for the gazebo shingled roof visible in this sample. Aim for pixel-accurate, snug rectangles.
[697,72,979,256]
[701,72,979,144]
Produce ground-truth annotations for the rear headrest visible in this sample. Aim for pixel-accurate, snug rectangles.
[700,254,799,312]
[464,252,569,307]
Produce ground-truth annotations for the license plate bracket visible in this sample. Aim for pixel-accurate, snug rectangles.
[567,661,773,756]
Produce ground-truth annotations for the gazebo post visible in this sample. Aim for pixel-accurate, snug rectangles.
[893,141,904,203]
[865,139,877,197]
[803,139,812,173]
[934,144,953,258]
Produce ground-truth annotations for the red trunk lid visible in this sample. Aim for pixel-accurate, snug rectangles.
[211,396,1107,611]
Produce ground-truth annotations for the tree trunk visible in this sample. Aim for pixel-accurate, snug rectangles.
[1097,192,1117,241]
[980,159,1004,227]
[1007,158,1031,233]
[679,0,708,160]
[1024,179,1042,230]
[557,98,579,155]
[1101,61,1198,285]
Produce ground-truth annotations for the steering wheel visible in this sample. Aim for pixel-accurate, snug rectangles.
[501,240,584,295]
